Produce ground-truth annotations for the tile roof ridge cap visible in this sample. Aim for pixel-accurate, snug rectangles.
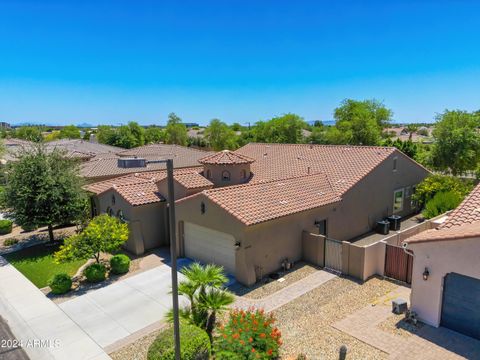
[245,142,396,150]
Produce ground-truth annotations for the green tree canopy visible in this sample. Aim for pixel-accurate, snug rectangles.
[204,119,238,150]
[326,99,393,145]
[252,113,307,144]
[59,125,81,139]
[165,113,188,146]
[55,214,129,263]
[96,122,145,149]
[13,126,43,142]
[0,145,88,241]
[144,126,165,144]
[432,110,480,175]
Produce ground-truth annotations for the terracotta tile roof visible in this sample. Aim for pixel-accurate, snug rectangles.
[114,181,165,206]
[80,145,213,179]
[85,167,204,194]
[198,150,255,165]
[405,183,480,244]
[183,173,341,226]
[235,143,401,194]
[171,172,213,189]
[46,139,122,155]
[439,183,480,229]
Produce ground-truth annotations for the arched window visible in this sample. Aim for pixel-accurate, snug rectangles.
[206,169,211,179]
[240,169,247,179]
[111,194,116,205]
[106,207,113,216]
[222,170,231,181]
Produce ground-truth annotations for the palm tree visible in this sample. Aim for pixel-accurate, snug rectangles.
[406,124,418,141]
[199,288,235,343]
[166,262,233,340]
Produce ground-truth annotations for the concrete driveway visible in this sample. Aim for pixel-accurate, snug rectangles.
[59,264,188,350]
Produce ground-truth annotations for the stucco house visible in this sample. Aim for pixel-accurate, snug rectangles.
[87,143,429,286]
[403,184,480,340]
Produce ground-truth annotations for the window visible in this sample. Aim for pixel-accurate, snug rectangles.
[240,169,247,179]
[206,169,211,179]
[393,157,398,171]
[111,194,116,205]
[393,188,404,213]
[91,198,98,217]
[201,202,206,214]
[106,206,113,216]
[315,219,327,236]
[117,210,126,223]
[222,170,231,181]
[411,185,418,208]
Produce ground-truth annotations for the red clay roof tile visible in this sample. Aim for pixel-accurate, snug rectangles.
[198,150,255,165]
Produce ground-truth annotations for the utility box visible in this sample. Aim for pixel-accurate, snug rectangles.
[392,298,408,314]
[376,220,390,235]
[387,215,402,231]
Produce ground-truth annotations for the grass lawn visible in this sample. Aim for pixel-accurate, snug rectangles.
[4,243,85,288]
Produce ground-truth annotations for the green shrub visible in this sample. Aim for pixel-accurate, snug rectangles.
[147,323,210,360]
[110,254,130,275]
[413,175,473,208]
[3,238,18,246]
[215,308,281,359]
[0,219,13,235]
[422,191,462,219]
[21,223,38,232]
[84,263,106,283]
[48,273,72,294]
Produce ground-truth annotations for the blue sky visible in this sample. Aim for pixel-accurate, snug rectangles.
[0,0,479,126]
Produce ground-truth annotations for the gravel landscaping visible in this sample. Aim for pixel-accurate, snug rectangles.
[377,313,424,339]
[230,261,320,299]
[110,328,162,360]
[275,276,398,360]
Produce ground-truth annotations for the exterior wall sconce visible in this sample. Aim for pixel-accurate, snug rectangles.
[234,241,241,249]
[423,267,430,281]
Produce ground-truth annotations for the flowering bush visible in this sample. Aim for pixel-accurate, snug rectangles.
[214,308,282,359]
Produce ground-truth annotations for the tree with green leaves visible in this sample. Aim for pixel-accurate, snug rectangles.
[252,113,307,144]
[0,145,88,242]
[55,214,129,263]
[405,124,418,141]
[204,119,238,150]
[96,125,117,145]
[165,113,188,146]
[167,263,234,343]
[432,110,480,175]
[144,126,165,144]
[327,99,392,145]
[13,126,43,142]
[59,125,81,139]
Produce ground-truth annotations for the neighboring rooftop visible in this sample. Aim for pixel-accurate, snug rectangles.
[405,183,480,244]
[236,143,397,194]
[114,181,165,206]
[46,139,123,159]
[80,144,213,180]
[198,150,255,165]
[181,173,341,226]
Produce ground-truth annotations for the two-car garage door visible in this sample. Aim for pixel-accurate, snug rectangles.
[183,222,236,274]
[441,273,480,340]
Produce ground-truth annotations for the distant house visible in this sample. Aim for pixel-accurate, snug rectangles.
[183,123,199,128]
[86,143,429,286]
[81,144,214,182]
[404,184,480,340]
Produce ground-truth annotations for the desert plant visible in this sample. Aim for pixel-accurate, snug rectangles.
[0,219,13,235]
[166,263,234,343]
[84,263,106,283]
[3,238,18,246]
[214,308,282,359]
[48,273,72,294]
[422,191,462,219]
[147,322,211,360]
[110,254,131,275]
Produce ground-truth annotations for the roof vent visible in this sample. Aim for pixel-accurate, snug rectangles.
[118,158,147,168]
[263,153,268,157]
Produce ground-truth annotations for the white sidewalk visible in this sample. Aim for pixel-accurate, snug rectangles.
[0,256,111,360]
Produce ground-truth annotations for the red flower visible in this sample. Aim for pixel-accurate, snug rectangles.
[251,348,256,353]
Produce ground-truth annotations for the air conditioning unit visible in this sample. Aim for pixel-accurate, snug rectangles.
[117,158,147,168]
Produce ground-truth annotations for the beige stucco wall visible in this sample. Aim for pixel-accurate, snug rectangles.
[95,190,167,255]
[175,150,428,285]
[407,237,480,327]
[203,163,251,187]
[302,231,325,266]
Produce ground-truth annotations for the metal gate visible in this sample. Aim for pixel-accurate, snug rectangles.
[384,244,413,284]
[324,238,343,273]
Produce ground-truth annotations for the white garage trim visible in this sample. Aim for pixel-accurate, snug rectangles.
[183,222,236,274]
